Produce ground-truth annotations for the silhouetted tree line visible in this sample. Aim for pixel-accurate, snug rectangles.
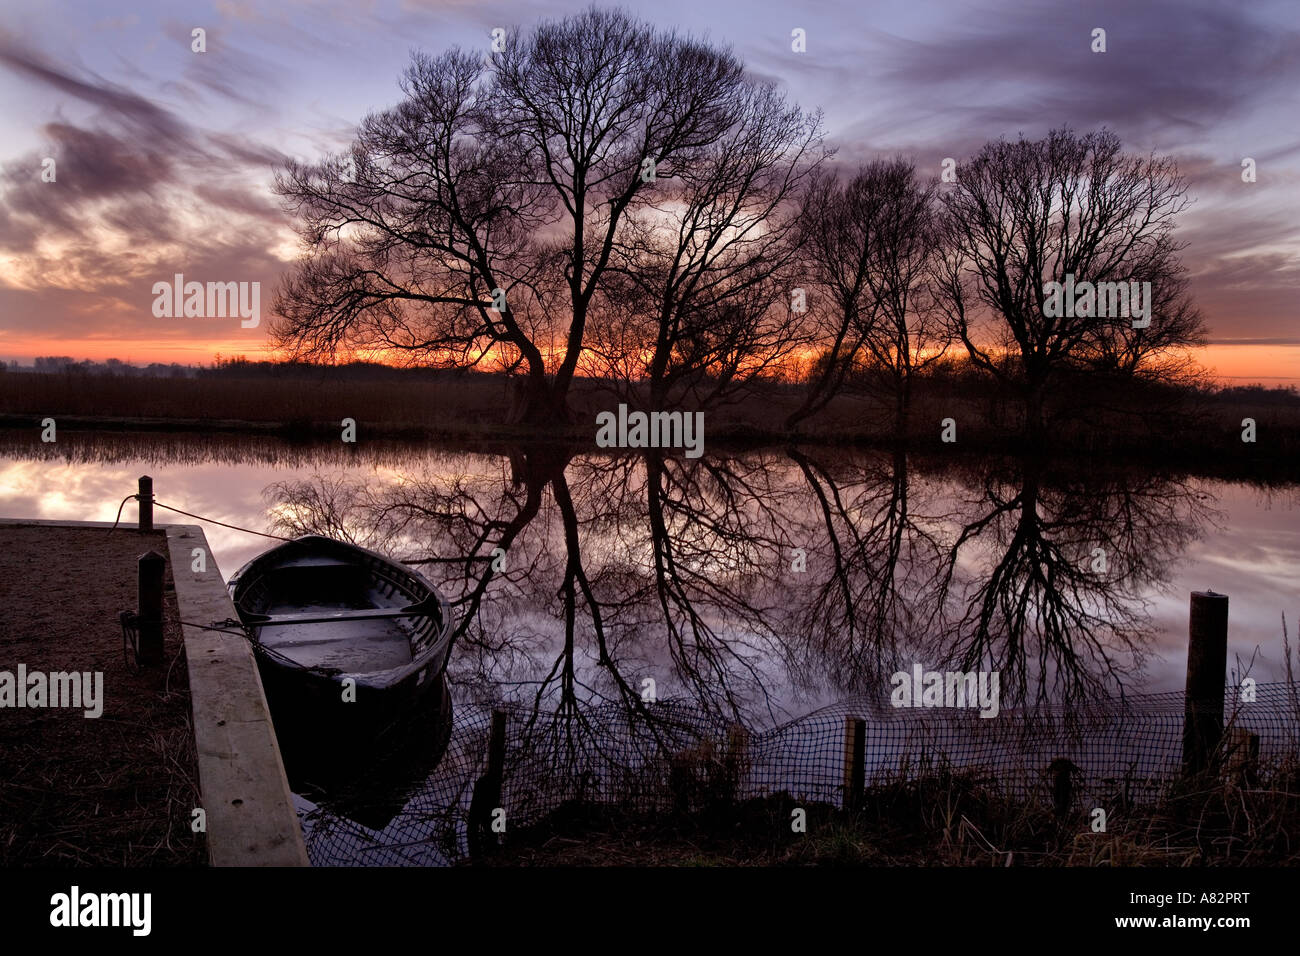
[17,356,194,377]
[270,8,1210,438]
[198,355,479,382]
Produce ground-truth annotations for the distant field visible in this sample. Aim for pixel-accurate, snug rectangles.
[0,367,876,439]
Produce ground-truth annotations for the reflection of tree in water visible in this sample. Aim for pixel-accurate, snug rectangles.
[264,445,1218,726]
[267,448,576,707]
[783,446,944,694]
[265,446,802,726]
[931,453,1218,707]
[616,451,801,722]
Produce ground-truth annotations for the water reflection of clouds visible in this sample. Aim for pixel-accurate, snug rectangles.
[1,446,501,574]
[1148,483,1300,689]
[2,442,1297,706]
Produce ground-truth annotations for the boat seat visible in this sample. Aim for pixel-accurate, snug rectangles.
[239,597,438,627]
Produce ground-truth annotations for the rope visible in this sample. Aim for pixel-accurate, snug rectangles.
[104,489,361,681]
[177,618,249,637]
[131,616,333,679]
[176,618,341,677]
[107,494,290,541]
[108,494,138,534]
[107,488,338,675]
[153,501,292,540]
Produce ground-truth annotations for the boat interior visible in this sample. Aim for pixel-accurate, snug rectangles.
[234,550,443,675]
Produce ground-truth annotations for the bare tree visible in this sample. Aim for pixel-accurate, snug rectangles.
[783,167,884,430]
[932,452,1215,706]
[856,160,949,434]
[934,128,1202,438]
[782,158,948,432]
[587,82,825,412]
[1076,240,1207,380]
[273,9,798,425]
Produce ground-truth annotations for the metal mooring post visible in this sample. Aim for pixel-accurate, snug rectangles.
[1183,590,1229,777]
[137,475,154,533]
[137,550,167,667]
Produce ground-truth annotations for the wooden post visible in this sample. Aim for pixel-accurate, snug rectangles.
[843,716,865,811]
[1224,727,1260,786]
[137,475,154,533]
[1183,590,1229,777]
[486,709,507,788]
[468,710,508,859]
[722,721,750,805]
[137,549,167,667]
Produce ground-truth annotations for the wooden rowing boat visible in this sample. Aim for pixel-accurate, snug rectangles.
[227,535,453,740]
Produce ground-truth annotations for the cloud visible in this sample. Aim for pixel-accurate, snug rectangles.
[747,0,1300,343]
[1,0,1298,359]
[0,34,192,144]
[0,32,294,355]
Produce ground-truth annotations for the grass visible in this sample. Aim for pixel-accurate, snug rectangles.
[470,759,1300,867]
[0,526,206,867]
[3,365,1300,467]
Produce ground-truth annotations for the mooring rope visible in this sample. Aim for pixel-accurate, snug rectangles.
[153,501,293,540]
[177,618,249,636]
[177,616,342,677]
[107,493,292,541]
[108,491,347,676]
[108,493,137,534]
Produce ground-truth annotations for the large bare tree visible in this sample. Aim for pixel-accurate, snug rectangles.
[856,160,949,433]
[586,82,824,412]
[783,158,948,432]
[933,128,1203,438]
[782,166,885,430]
[272,9,816,425]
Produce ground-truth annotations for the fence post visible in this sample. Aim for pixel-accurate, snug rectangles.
[137,475,154,532]
[137,550,167,667]
[1183,590,1229,777]
[486,709,507,790]
[843,716,865,811]
[1224,727,1260,786]
[468,709,508,860]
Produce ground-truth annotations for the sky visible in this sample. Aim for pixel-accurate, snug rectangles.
[1,0,1298,382]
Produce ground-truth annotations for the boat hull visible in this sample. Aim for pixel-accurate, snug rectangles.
[227,535,454,742]
[253,646,445,743]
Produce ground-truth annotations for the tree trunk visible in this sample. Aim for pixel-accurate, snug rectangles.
[506,370,572,426]
[1024,380,1048,444]
[893,373,912,441]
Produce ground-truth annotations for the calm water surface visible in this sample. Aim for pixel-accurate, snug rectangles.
[2,431,1297,722]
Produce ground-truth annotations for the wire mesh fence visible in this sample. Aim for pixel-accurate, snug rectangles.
[298,680,1300,866]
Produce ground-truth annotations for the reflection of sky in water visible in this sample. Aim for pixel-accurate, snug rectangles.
[1147,483,1299,690]
[2,438,1297,708]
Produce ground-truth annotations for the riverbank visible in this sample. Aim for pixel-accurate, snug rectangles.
[472,767,1300,866]
[3,367,1300,467]
[0,521,309,867]
[0,524,204,866]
